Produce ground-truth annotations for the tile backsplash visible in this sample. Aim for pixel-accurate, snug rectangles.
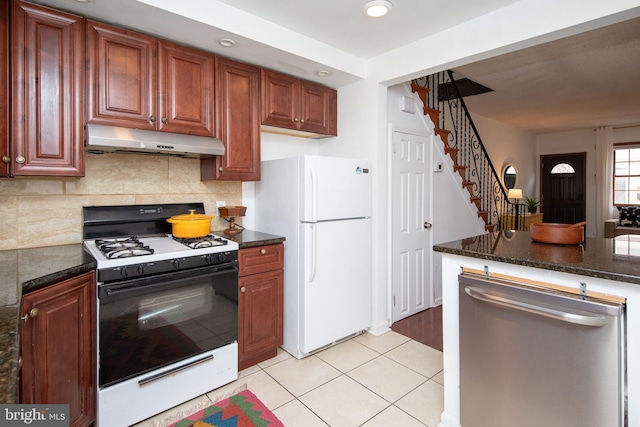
[0,153,242,250]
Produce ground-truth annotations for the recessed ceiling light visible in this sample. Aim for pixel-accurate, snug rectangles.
[75,0,90,2]
[363,0,392,18]
[315,70,332,77]
[218,38,236,48]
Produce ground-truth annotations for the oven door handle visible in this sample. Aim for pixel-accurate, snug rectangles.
[138,354,214,386]
[99,263,238,299]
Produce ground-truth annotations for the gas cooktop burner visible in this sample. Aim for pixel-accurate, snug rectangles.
[173,234,229,249]
[95,237,155,259]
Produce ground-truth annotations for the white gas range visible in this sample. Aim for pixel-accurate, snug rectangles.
[83,203,239,427]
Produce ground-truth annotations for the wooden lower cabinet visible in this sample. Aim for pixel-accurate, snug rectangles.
[238,244,284,370]
[20,271,96,427]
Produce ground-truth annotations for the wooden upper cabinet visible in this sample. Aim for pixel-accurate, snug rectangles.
[0,0,8,177]
[201,57,260,181]
[11,0,84,176]
[86,21,215,136]
[261,70,298,129]
[261,69,337,137]
[158,40,214,136]
[300,79,337,136]
[86,20,157,130]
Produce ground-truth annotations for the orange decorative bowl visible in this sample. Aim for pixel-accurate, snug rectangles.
[530,223,584,245]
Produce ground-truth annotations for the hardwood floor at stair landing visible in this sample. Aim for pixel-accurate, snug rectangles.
[392,305,443,352]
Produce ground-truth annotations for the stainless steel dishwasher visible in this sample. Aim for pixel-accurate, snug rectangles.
[459,271,626,427]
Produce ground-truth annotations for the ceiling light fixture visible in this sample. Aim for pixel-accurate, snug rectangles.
[218,38,236,48]
[315,70,332,77]
[363,0,392,18]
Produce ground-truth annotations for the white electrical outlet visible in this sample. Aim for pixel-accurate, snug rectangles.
[216,201,226,208]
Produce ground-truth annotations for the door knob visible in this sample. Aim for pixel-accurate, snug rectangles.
[1,155,9,164]
[15,156,25,164]
[424,222,432,229]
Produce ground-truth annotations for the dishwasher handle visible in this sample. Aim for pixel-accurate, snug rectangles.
[464,286,608,327]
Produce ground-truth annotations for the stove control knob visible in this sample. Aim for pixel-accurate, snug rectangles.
[172,259,181,269]
[120,266,130,277]
[138,264,146,275]
[217,253,226,262]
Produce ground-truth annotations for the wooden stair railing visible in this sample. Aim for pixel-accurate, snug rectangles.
[411,81,497,232]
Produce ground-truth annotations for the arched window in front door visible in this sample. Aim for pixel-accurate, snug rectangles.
[550,163,576,174]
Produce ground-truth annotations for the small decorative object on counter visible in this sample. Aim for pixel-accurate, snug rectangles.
[219,206,247,236]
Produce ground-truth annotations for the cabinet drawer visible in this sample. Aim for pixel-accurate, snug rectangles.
[238,244,283,276]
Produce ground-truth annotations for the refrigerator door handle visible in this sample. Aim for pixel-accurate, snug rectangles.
[464,286,608,327]
[309,164,317,222]
[309,223,317,283]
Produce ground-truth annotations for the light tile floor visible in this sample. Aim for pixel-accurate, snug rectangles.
[133,331,444,427]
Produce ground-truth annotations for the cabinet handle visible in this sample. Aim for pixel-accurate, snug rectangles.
[21,307,38,321]
[161,117,167,124]
[1,155,9,164]
[15,156,25,164]
[260,249,267,255]
[149,115,156,123]
[240,286,246,293]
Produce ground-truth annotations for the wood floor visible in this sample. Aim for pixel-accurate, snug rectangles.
[391,305,443,352]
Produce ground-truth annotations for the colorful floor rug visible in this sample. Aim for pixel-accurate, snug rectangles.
[170,389,284,427]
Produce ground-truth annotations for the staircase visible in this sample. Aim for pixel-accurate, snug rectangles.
[411,71,522,233]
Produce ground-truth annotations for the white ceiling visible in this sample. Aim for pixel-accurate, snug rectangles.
[30,0,640,134]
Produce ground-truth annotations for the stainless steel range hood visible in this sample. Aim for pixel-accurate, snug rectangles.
[85,124,225,158]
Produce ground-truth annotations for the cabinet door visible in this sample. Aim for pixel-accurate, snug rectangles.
[158,40,214,136]
[238,269,283,370]
[11,0,84,176]
[300,80,337,136]
[20,271,96,427]
[86,20,157,130]
[201,57,260,181]
[0,0,8,177]
[260,69,298,129]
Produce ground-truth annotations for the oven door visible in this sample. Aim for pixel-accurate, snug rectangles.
[98,262,238,388]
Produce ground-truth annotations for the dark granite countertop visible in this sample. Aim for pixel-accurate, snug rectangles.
[0,245,96,404]
[434,230,640,285]
[214,229,286,249]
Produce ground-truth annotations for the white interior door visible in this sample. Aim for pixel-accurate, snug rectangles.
[391,130,433,322]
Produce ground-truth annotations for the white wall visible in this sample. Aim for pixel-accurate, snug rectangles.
[472,114,537,198]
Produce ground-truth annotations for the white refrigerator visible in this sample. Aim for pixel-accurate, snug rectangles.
[255,155,372,358]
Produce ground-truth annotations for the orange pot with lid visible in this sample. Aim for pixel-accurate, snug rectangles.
[166,209,214,238]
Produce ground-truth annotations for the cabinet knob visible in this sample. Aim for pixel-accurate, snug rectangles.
[218,167,224,172]
[21,307,38,321]
[300,119,304,124]
[240,286,246,293]
[161,117,167,124]
[15,156,25,164]
[149,115,156,123]
[1,155,9,164]
[260,249,267,255]
[294,117,299,122]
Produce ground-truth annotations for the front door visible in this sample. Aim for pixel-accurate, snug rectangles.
[391,130,433,322]
[541,153,586,224]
